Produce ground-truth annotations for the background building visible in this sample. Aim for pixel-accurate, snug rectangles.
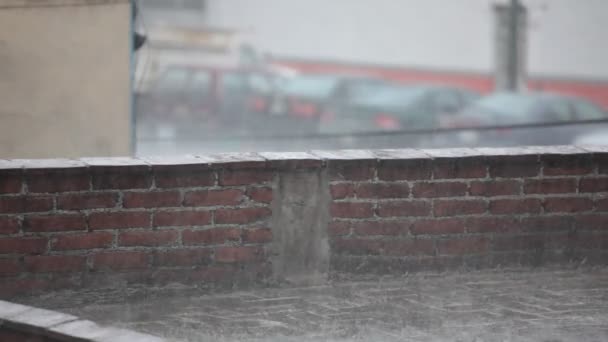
[0,0,132,158]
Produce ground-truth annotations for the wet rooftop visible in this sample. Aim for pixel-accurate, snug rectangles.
[13,267,608,342]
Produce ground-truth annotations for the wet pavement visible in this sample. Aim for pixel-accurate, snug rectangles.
[17,267,608,341]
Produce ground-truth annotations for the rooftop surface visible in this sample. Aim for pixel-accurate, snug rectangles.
[15,267,608,341]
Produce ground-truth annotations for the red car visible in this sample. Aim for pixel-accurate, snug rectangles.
[135,65,280,134]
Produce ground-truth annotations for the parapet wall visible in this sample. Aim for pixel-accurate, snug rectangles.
[0,146,607,297]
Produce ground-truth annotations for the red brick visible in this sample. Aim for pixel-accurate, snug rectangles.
[219,169,273,186]
[183,228,241,245]
[154,210,211,227]
[489,199,542,215]
[0,259,21,275]
[26,170,90,193]
[331,238,383,256]
[215,207,271,224]
[24,255,85,273]
[24,214,86,233]
[184,189,244,207]
[356,183,410,199]
[123,191,181,208]
[521,216,573,232]
[52,232,113,251]
[0,196,53,214]
[0,217,20,234]
[328,221,351,237]
[155,170,215,188]
[0,174,22,194]
[330,183,355,199]
[119,230,179,247]
[377,160,432,181]
[433,200,486,217]
[92,251,150,271]
[154,248,212,267]
[0,237,47,254]
[493,235,556,252]
[242,228,273,243]
[92,168,151,190]
[377,201,431,217]
[437,237,489,255]
[383,239,435,256]
[411,218,465,235]
[350,221,408,236]
[544,197,594,213]
[492,235,529,251]
[57,192,118,210]
[412,182,467,198]
[433,158,487,179]
[579,178,608,193]
[488,155,540,178]
[215,246,263,263]
[466,217,519,233]
[542,154,593,176]
[574,214,608,231]
[89,211,150,230]
[524,179,577,194]
[331,202,374,219]
[470,180,521,197]
[596,198,608,211]
[247,187,273,203]
[329,161,375,181]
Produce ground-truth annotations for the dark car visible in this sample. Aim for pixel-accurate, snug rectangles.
[319,84,480,135]
[269,74,390,134]
[439,92,608,147]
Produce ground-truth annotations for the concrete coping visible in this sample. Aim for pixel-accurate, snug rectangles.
[0,146,602,171]
[0,300,166,342]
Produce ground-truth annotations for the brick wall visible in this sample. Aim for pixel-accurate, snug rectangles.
[1,147,607,297]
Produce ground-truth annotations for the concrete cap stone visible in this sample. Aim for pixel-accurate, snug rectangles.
[422,148,485,158]
[142,155,209,166]
[16,159,87,169]
[7,307,78,330]
[524,145,588,155]
[0,300,166,341]
[579,145,608,153]
[259,152,323,168]
[0,300,32,319]
[311,149,376,161]
[205,152,267,168]
[475,147,540,157]
[0,160,25,170]
[373,149,431,160]
[81,157,149,167]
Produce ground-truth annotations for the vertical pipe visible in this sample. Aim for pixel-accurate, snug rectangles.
[507,0,519,91]
[129,0,137,156]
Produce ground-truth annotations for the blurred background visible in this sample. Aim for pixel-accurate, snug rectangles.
[117,0,608,155]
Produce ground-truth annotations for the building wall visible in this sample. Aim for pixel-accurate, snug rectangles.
[203,0,608,80]
[0,0,132,159]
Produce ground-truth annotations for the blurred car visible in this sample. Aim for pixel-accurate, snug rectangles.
[136,65,280,136]
[268,73,390,133]
[441,92,608,147]
[319,84,480,135]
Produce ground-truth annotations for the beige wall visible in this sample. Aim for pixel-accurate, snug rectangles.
[0,0,131,158]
